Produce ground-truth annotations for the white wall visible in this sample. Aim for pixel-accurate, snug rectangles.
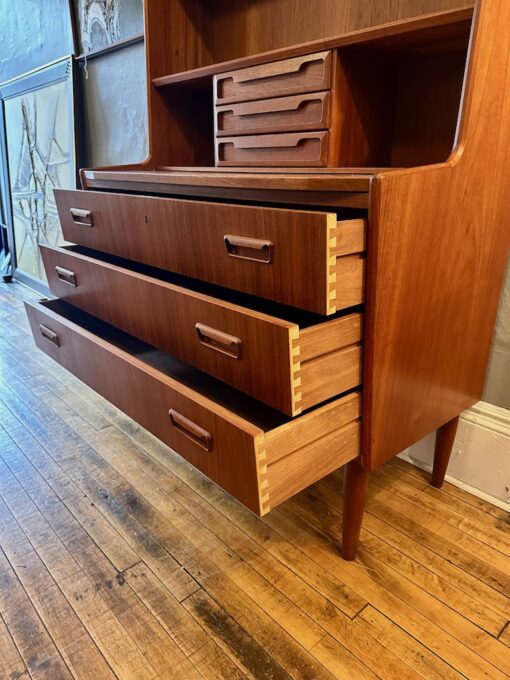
[484,260,510,409]
[400,401,510,509]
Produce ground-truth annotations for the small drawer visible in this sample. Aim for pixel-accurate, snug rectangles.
[216,131,329,167]
[25,299,361,515]
[55,189,366,315]
[215,92,331,137]
[215,51,332,104]
[40,244,363,416]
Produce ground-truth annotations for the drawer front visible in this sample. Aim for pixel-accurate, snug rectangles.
[55,189,337,313]
[216,132,329,167]
[25,300,361,515]
[40,244,299,415]
[215,51,332,104]
[25,299,264,513]
[215,92,331,137]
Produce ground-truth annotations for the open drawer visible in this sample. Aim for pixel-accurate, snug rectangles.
[25,299,361,515]
[40,244,362,416]
[54,189,366,315]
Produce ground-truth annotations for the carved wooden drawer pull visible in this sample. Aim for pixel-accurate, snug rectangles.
[55,265,77,287]
[224,234,273,263]
[169,409,212,451]
[39,324,60,346]
[195,322,242,359]
[70,207,94,227]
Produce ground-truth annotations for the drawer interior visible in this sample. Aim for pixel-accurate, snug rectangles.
[47,246,362,416]
[30,298,361,513]
[39,298,329,431]
[62,245,362,329]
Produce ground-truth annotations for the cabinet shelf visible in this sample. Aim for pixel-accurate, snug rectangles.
[151,8,473,89]
[80,167,378,208]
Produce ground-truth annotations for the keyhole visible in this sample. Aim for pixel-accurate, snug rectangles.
[144,215,149,223]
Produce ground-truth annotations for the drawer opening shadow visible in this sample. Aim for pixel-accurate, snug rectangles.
[39,299,358,431]
[64,244,363,327]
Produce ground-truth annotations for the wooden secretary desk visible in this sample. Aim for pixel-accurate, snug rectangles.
[25,0,510,559]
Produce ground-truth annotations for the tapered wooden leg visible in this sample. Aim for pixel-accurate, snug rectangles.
[431,416,459,488]
[342,459,369,560]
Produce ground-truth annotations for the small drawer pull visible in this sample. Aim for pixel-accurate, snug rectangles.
[55,265,77,287]
[231,53,326,84]
[169,409,212,451]
[195,323,242,359]
[39,324,60,346]
[224,234,273,264]
[70,207,94,227]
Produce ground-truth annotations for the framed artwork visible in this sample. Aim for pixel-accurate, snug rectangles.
[0,57,77,292]
[73,0,144,55]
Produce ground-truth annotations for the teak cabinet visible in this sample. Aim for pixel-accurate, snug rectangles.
[26,0,510,560]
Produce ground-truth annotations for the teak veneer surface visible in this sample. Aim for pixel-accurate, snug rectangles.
[151,8,474,88]
[364,0,510,468]
[215,92,332,137]
[55,189,365,315]
[81,168,374,192]
[121,2,474,168]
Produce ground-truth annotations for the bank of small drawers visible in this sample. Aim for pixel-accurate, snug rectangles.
[214,51,335,167]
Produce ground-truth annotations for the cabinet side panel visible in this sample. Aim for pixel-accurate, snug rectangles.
[364,0,510,469]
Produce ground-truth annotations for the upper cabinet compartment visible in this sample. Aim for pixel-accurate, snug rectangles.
[147,1,474,169]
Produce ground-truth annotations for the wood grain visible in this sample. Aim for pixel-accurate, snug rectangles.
[214,51,332,104]
[363,0,510,468]
[41,245,362,416]
[25,298,266,514]
[215,92,331,137]
[216,131,329,167]
[55,189,361,315]
[3,280,509,680]
[24,298,361,516]
[151,7,473,87]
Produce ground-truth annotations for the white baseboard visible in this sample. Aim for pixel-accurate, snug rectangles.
[398,401,510,511]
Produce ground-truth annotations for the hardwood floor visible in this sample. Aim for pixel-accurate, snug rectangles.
[0,281,509,680]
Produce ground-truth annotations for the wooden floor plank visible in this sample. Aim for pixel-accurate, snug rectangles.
[0,547,72,680]
[365,479,510,595]
[68,392,369,621]
[499,622,510,648]
[0,446,158,679]
[0,333,111,432]
[0,490,116,680]
[357,606,464,680]
[83,429,336,679]
[0,613,29,680]
[183,589,291,680]
[0,419,200,680]
[65,424,337,679]
[74,421,418,678]
[388,457,509,522]
[371,464,510,556]
[282,495,510,678]
[0,400,140,573]
[123,561,249,679]
[0,364,330,678]
[0,369,199,603]
[310,476,508,632]
[266,506,508,679]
